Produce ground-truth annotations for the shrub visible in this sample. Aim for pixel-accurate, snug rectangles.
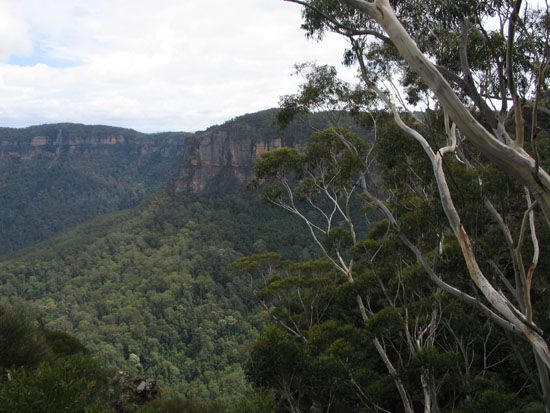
[0,305,51,369]
[0,355,116,413]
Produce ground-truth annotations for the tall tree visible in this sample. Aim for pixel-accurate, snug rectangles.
[251,119,549,411]
[281,1,550,409]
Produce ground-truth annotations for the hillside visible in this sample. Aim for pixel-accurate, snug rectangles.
[1,189,313,400]
[172,109,371,193]
[0,123,190,256]
[0,110,371,400]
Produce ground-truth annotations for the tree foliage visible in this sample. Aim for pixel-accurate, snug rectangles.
[248,110,550,411]
[0,185,317,404]
[0,123,189,256]
[256,0,550,409]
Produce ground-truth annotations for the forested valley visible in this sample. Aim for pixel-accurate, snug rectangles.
[0,123,190,256]
[1,0,550,412]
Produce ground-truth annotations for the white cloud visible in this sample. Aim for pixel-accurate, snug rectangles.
[0,3,33,61]
[0,0,354,132]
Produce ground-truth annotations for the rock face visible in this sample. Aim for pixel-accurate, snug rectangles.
[0,123,190,160]
[175,127,284,193]
[0,123,191,256]
[114,372,161,412]
[172,109,328,193]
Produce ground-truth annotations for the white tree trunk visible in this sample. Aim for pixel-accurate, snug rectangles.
[343,0,550,228]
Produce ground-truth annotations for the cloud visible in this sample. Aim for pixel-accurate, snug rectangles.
[0,3,33,61]
[0,0,354,132]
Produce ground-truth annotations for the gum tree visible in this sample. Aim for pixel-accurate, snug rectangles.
[277,0,550,410]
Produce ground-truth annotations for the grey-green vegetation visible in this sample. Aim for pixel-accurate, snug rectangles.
[0,123,190,256]
[1,0,550,411]
[236,0,550,410]
[0,111,330,408]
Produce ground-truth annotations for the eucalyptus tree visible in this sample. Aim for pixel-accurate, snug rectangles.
[279,0,550,409]
[251,120,547,411]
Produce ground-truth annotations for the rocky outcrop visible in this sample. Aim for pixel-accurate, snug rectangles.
[172,110,323,193]
[0,123,190,160]
[114,372,161,412]
[0,123,191,256]
[174,128,284,193]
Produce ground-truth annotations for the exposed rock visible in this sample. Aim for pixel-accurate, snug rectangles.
[115,371,161,412]
[172,109,341,194]
[0,123,190,160]
[173,129,284,193]
[0,123,191,255]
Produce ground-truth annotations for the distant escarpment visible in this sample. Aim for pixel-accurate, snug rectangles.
[172,109,366,193]
[0,123,191,256]
[0,123,188,159]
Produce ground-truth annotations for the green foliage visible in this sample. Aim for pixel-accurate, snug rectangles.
[247,325,308,389]
[0,305,118,412]
[230,252,283,274]
[138,398,223,413]
[247,108,550,411]
[453,374,522,413]
[278,63,377,126]
[0,355,116,413]
[43,329,89,357]
[295,0,545,107]
[255,147,305,180]
[278,64,353,127]
[0,188,314,402]
[137,390,277,413]
[0,305,52,369]
[0,123,189,256]
[227,389,277,413]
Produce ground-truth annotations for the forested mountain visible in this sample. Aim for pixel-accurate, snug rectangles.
[2,0,550,410]
[172,109,370,193]
[0,110,364,404]
[0,123,190,256]
[2,104,549,411]
[0,190,306,401]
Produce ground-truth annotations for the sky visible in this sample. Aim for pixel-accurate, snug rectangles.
[0,0,353,132]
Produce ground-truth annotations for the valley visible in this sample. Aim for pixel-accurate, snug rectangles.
[0,110,340,402]
[0,123,190,256]
[2,1,549,410]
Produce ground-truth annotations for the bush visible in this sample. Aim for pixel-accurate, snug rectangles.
[137,398,223,413]
[0,355,116,413]
[0,305,51,369]
[43,328,89,357]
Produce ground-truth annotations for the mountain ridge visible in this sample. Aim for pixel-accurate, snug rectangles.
[0,123,190,255]
[172,109,372,193]
[0,109,373,401]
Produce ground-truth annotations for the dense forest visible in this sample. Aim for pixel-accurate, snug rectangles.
[234,0,550,411]
[2,0,550,412]
[0,110,374,411]
[3,111,549,411]
[243,113,550,412]
[0,123,190,256]
[0,181,317,399]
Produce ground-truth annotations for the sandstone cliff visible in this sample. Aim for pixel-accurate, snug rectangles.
[0,123,191,256]
[0,123,190,160]
[172,109,346,193]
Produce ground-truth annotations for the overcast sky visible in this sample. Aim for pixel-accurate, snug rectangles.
[0,0,352,132]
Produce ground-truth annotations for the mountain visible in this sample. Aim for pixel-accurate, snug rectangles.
[172,109,370,193]
[0,190,300,400]
[0,110,372,402]
[0,123,191,256]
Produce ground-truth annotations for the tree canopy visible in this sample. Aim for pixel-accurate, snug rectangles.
[247,1,550,409]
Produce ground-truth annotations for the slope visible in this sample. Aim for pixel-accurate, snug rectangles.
[0,110,372,400]
[0,123,190,256]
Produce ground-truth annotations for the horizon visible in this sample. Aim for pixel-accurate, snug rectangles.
[0,107,287,135]
[0,1,353,133]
